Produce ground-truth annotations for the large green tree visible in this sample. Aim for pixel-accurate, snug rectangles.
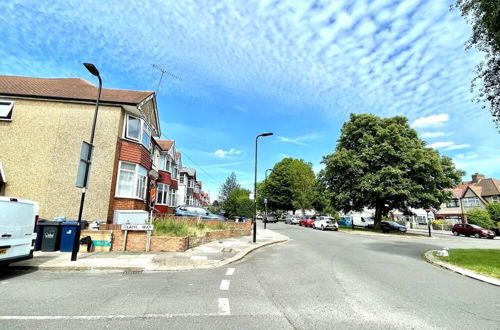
[321,114,463,228]
[311,173,335,215]
[219,172,240,204]
[224,188,253,218]
[263,158,316,214]
[454,0,500,126]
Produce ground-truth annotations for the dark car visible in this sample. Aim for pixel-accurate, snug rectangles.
[452,224,495,239]
[174,206,223,220]
[380,221,407,233]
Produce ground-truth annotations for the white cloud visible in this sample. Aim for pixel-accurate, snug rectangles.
[428,141,470,151]
[411,114,449,128]
[214,148,242,158]
[275,133,319,146]
[421,131,448,138]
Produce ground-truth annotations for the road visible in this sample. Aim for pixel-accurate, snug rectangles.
[1,223,499,329]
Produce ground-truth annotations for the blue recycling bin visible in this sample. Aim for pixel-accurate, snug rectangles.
[60,221,88,252]
[60,221,80,252]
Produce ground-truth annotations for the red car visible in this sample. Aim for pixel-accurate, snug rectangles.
[299,216,316,227]
[452,223,495,239]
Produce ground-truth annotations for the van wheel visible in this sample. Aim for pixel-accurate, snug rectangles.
[452,231,458,236]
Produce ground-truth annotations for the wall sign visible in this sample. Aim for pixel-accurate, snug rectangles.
[121,224,153,231]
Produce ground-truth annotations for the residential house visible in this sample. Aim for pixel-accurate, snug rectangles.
[0,75,160,222]
[178,167,196,206]
[435,173,500,223]
[152,139,179,214]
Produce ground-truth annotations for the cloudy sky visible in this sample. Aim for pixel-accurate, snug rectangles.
[1,0,498,199]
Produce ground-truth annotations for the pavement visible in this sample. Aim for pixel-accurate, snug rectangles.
[9,228,288,272]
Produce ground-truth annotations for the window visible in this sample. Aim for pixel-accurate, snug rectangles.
[116,162,148,199]
[169,189,177,206]
[180,174,185,184]
[159,154,167,171]
[156,183,170,205]
[446,199,460,208]
[492,196,499,203]
[167,158,172,173]
[125,115,151,149]
[463,197,480,207]
[0,100,14,121]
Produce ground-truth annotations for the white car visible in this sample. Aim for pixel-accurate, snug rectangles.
[313,216,339,231]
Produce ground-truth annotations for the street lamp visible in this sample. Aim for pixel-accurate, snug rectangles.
[264,168,273,230]
[72,63,102,261]
[253,132,273,243]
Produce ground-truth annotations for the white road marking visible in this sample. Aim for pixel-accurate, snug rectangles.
[1,281,8,285]
[220,279,230,290]
[218,298,230,316]
[225,268,235,276]
[0,314,220,320]
[190,256,208,260]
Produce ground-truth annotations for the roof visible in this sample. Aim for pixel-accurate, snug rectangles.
[175,152,181,160]
[0,75,153,105]
[156,139,174,151]
[181,167,196,177]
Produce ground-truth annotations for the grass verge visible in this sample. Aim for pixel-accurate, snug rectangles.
[152,219,229,237]
[435,249,500,279]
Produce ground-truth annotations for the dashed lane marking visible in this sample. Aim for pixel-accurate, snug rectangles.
[218,298,230,316]
[225,268,235,276]
[220,279,230,290]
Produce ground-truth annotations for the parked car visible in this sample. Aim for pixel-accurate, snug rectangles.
[291,215,301,225]
[304,216,316,227]
[313,217,339,231]
[256,214,264,220]
[174,206,223,220]
[380,221,407,233]
[285,215,294,224]
[299,216,312,227]
[489,226,499,236]
[264,213,278,223]
[0,197,38,266]
[452,224,495,239]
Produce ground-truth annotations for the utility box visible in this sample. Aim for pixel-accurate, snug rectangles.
[113,210,149,225]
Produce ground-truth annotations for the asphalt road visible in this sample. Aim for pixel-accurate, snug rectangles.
[1,222,499,329]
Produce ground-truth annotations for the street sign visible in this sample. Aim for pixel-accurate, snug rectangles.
[76,141,93,188]
[121,224,154,231]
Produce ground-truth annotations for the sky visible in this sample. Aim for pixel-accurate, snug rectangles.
[1,0,499,200]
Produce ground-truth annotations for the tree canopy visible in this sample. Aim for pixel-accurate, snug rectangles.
[454,0,500,126]
[224,188,253,218]
[466,208,494,228]
[263,157,316,214]
[321,113,463,227]
[219,172,240,203]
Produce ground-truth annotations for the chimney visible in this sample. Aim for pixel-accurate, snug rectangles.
[472,173,485,183]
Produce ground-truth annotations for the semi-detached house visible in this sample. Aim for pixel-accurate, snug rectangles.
[0,75,161,222]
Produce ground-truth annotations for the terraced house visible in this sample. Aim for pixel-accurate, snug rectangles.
[153,139,180,214]
[0,75,161,222]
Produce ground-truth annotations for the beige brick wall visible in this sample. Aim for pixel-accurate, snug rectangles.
[0,98,122,221]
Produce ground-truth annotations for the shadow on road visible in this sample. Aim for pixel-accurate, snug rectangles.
[0,266,37,280]
[364,240,442,260]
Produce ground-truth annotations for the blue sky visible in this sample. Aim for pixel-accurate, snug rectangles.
[1,0,499,199]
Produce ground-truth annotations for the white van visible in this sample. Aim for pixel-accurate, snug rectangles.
[0,197,38,266]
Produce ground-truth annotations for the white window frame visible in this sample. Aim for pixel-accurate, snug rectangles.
[124,114,151,150]
[169,189,177,207]
[492,196,499,203]
[179,174,185,184]
[463,197,480,207]
[0,100,14,121]
[156,183,170,205]
[115,161,148,200]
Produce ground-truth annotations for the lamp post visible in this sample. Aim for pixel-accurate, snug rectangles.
[264,168,273,229]
[253,133,273,243]
[72,63,102,261]
[349,200,354,230]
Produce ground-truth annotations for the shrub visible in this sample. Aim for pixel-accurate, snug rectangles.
[466,208,494,229]
[486,203,500,223]
[153,220,191,237]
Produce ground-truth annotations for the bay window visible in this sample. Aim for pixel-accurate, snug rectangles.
[116,161,148,200]
[156,183,170,205]
[125,115,151,149]
[169,189,177,206]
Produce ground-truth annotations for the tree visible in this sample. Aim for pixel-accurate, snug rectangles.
[454,0,500,126]
[322,114,463,228]
[289,159,316,214]
[219,172,240,204]
[466,208,494,228]
[486,203,500,223]
[264,158,295,212]
[312,174,335,215]
[224,188,253,218]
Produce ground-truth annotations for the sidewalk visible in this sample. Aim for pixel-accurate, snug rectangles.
[9,229,288,272]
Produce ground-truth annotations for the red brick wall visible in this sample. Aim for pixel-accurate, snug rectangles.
[120,140,151,170]
[112,198,147,214]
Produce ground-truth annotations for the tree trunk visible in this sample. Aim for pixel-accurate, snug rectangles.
[374,203,383,229]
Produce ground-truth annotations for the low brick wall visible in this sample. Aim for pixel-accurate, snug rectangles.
[188,229,251,249]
